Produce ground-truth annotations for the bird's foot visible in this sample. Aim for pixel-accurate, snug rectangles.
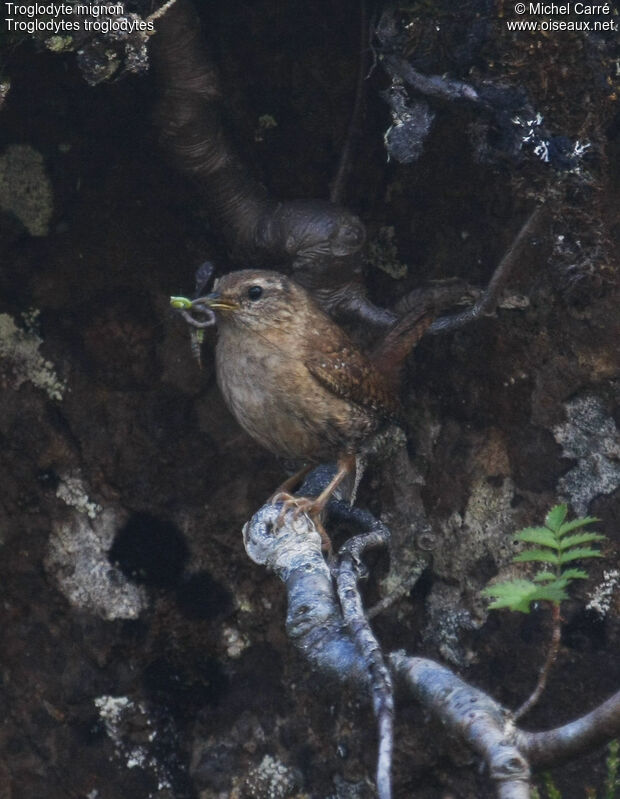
[271,491,332,557]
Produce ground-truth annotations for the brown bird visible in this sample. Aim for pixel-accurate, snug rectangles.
[194,269,431,551]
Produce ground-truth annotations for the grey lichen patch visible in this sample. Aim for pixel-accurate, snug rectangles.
[0,312,66,400]
[426,477,518,662]
[0,80,10,109]
[0,144,53,235]
[46,506,148,621]
[553,394,620,514]
[434,476,517,583]
[586,569,620,618]
[56,471,102,518]
[243,755,301,799]
[45,35,74,52]
[422,584,480,667]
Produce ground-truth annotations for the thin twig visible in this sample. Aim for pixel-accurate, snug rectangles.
[514,603,562,721]
[429,205,546,335]
[330,0,368,205]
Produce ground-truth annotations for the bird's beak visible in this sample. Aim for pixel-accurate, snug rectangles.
[201,291,239,312]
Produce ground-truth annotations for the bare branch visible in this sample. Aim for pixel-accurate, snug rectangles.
[517,689,620,768]
[391,653,531,799]
[429,205,547,335]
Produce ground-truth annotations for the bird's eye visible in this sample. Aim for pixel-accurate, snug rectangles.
[247,285,263,301]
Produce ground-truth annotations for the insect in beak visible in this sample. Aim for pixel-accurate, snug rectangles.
[201,292,239,312]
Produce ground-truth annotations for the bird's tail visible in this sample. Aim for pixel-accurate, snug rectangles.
[370,306,434,391]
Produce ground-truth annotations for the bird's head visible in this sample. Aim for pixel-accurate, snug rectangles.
[196,270,308,333]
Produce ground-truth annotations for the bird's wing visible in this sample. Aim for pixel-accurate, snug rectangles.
[304,328,400,420]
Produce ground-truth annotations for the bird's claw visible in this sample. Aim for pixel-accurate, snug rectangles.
[271,492,315,525]
[270,492,332,556]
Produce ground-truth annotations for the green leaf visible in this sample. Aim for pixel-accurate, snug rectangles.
[557,516,599,536]
[482,579,540,613]
[483,578,568,613]
[516,527,560,549]
[558,547,603,564]
[533,571,557,582]
[558,532,605,550]
[559,568,588,581]
[543,772,563,799]
[545,504,568,533]
[531,582,570,603]
[513,549,559,565]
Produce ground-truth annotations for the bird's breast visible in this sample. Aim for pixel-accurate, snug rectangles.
[215,328,378,460]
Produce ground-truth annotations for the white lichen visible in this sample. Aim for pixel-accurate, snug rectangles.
[222,624,250,659]
[553,394,620,514]
[244,755,300,799]
[94,695,174,791]
[95,695,133,729]
[0,144,53,236]
[56,471,102,519]
[586,569,620,618]
[0,312,66,400]
[46,506,148,621]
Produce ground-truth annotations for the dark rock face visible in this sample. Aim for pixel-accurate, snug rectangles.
[0,2,618,797]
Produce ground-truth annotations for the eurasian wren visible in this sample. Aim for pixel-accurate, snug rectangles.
[182,269,432,548]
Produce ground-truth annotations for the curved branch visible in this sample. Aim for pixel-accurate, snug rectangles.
[428,205,547,335]
[517,689,620,768]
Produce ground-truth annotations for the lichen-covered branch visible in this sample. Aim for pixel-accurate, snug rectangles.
[391,652,531,799]
[332,503,394,799]
[242,465,620,798]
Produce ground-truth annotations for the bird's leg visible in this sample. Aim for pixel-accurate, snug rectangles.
[271,463,313,498]
[272,455,356,555]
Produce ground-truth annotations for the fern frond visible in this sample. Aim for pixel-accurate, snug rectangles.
[558,532,605,550]
[513,549,559,565]
[557,515,599,536]
[545,504,568,533]
[484,505,606,617]
[558,547,604,564]
[533,571,557,582]
[516,527,560,549]
[482,579,541,613]
[483,578,569,613]
[558,568,589,581]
